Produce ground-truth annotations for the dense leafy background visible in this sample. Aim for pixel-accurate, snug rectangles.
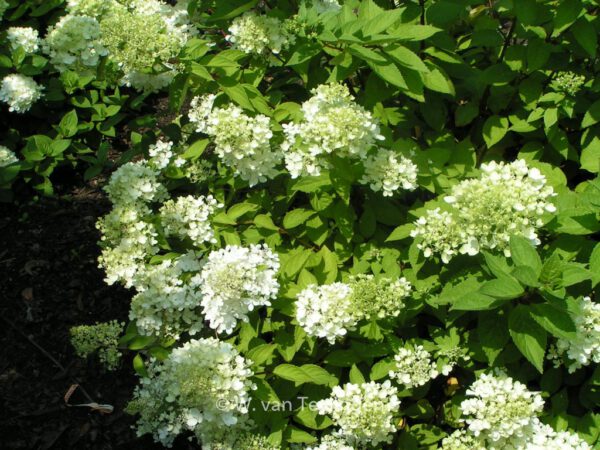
[2,0,599,448]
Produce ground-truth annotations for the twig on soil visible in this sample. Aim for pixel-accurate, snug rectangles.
[0,315,95,403]
[64,384,114,414]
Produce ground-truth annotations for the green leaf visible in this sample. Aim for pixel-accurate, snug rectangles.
[128,335,156,350]
[423,62,455,96]
[58,110,78,138]
[281,248,313,279]
[561,263,591,286]
[509,305,547,373]
[284,426,317,444]
[455,103,479,126]
[581,135,600,173]
[283,209,316,229]
[49,139,71,157]
[362,9,403,36]
[589,242,600,287]
[182,139,209,159]
[219,79,255,111]
[478,310,510,365]
[290,174,331,193]
[451,292,500,311]
[540,253,564,286]
[247,344,276,366]
[404,399,435,420]
[512,265,540,287]
[370,358,395,381]
[386,223,413,242]
[582,100,600,128]
[388,24,442,41]
[273,364,337,387]
[483,116,509,148]
[287,42,322,66]
[208,0,259,21]
[213,212,237,225]
[317,246,338,284]
[133,354,148,377]
[348,45,387,63]
[359,320,384,341]
[530,301,576,340]
[294,407,332,430]
[572,18,597,57]
[253,378,280,403]
[509,235,542,277]
[324,349,362,367]
[254,214,279,231]
[483,252,511,278]
[515,0,540,25]
[384,45,429,73]
[227,202,259,220]
[479,275,524,300]
[367,57,407,89]
[349,364,367,384]
[552,0,582,35]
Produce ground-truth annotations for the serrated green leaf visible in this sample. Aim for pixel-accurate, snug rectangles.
[509,305,547,373]
[509,235,542,276]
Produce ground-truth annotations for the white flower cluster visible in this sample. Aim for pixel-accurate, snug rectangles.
[6,27,40,53]
[189,96,282,186]
[104,161,168,206]
[100,0,196,91]
[66,0,109,16]
[412,160,556,262]
[312,0,342,14]
[524,422,592,450]
[47,0,194,90]
[43,14,108,73]
[296,282,356,344]
[347,274,412,320]
[226,12,294,56]
[461,370,545,443]
[0,74,43,113]
[98,161,168,286]
[306,435,354,450]
[0,146,18,167]
[553,296,600,372]
[442,420,591,450]
[189,94,216,133]
[159,195,223,247]
[316,381,401,446]
[359,148,418,196]
[127,338,254,447]
[129,252,204,338]
[203,429,278,450]
[97,203,158,286]
[296,276,412,343]
[440,430,486,450]
[551,71,586,96]
[198,244,280,334]
[410,208,466,264]
[282,83,384,178]
[389,345,439,389]
[148,140,184,170]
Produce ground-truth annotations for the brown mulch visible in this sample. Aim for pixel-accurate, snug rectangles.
[0,183,170,450]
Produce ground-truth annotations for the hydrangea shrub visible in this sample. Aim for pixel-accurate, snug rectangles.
[2,0,600,448]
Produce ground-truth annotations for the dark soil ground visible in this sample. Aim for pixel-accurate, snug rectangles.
[0,180,168,450]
